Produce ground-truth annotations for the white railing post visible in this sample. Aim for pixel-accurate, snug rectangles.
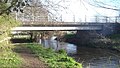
[95,16,98,23]
[115,16,118,23]
[85,15,86,22]
[73,14,75,22]
[105,17,108,23]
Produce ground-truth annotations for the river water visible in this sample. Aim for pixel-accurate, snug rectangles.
[40,38,120,68]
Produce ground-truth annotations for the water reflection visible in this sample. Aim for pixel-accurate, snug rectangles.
[40,38,120,68]
[41,39,77,54]
[83,57,119,68]
[74,47,120,68]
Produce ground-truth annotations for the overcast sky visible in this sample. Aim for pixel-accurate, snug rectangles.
[59,0,119,22]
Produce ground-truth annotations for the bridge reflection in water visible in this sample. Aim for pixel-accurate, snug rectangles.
[40,37,77,54]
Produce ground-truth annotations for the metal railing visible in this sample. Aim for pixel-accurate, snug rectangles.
[17,16,120,25]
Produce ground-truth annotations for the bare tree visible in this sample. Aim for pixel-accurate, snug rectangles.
[0,0,29,15]
[84,0,120,11]
[16,0,68,22]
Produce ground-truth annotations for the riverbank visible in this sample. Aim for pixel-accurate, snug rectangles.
[107,34,120,51]
[22,43,82,68]
[64,34,120,51]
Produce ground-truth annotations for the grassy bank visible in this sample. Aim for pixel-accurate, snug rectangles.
[0,49,22,67]
[24,43,82,68]
[0,15,22,67]
[0,41,22,68]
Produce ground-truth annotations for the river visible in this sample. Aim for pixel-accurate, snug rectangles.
[40,37,120,68]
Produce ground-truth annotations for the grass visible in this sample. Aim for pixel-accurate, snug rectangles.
[0,51,22,68]
[24,43,82,68]
[0,41,22,68]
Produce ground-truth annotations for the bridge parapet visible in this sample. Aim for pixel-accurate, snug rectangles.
[19,16,120,26]
[85,16,120,23]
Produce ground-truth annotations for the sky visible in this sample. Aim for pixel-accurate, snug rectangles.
[49,0,120,22]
